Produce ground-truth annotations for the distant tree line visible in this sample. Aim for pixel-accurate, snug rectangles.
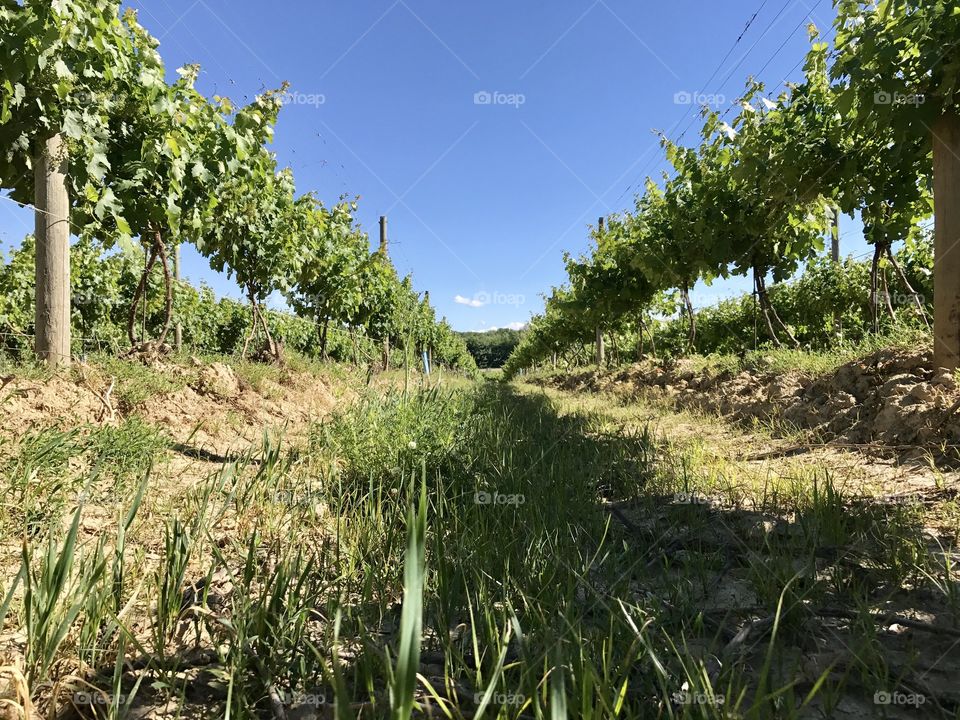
[458,329,524,368]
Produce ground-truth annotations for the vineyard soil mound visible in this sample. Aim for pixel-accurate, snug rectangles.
[537,347,960,449]
[0,357,344,455]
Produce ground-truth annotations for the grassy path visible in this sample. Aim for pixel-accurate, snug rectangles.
[2,375,960,718]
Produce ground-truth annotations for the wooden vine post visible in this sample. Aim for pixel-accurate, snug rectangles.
[380,215,391,371]
[595,217,605,367]
[34,133,71,367]
[933,113,960,370]
[831,209,842,338]
[173,243,183,350]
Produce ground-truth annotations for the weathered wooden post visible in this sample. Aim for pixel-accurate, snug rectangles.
[34,133,71,367]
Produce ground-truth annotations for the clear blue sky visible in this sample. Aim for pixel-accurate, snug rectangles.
[0,0,873,331]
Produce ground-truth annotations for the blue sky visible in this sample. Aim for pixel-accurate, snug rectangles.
[0,0,874,331]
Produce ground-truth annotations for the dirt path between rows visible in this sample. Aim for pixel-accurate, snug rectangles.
[521,382,960,718]
[531,382,960,507]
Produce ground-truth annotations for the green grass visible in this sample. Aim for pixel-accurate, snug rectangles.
[523,324,936,382]
[86,418,168,491]
[0,354,56,381]
[0,367,957,717]
[83,353,189,410]
[0,417,168,538]
[684,323,933,378]
[0,427,85,536]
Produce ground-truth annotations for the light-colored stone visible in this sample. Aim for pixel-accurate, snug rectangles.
[768,376,803,401]
[932,369,958,391]
[907,382,937,404]
[880,373,918,397]
[197,362,240,398]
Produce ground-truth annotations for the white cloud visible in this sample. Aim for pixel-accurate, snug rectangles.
[487,322,527,331]
[455,294,486,308]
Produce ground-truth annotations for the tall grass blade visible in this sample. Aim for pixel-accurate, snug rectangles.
[390,471,427,720]
[549,649,568,720]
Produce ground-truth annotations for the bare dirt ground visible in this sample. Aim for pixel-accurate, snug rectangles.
[1,358,345,456]
[529,378,959,504]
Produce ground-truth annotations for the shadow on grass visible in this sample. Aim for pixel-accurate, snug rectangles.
[65,382,960,718]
